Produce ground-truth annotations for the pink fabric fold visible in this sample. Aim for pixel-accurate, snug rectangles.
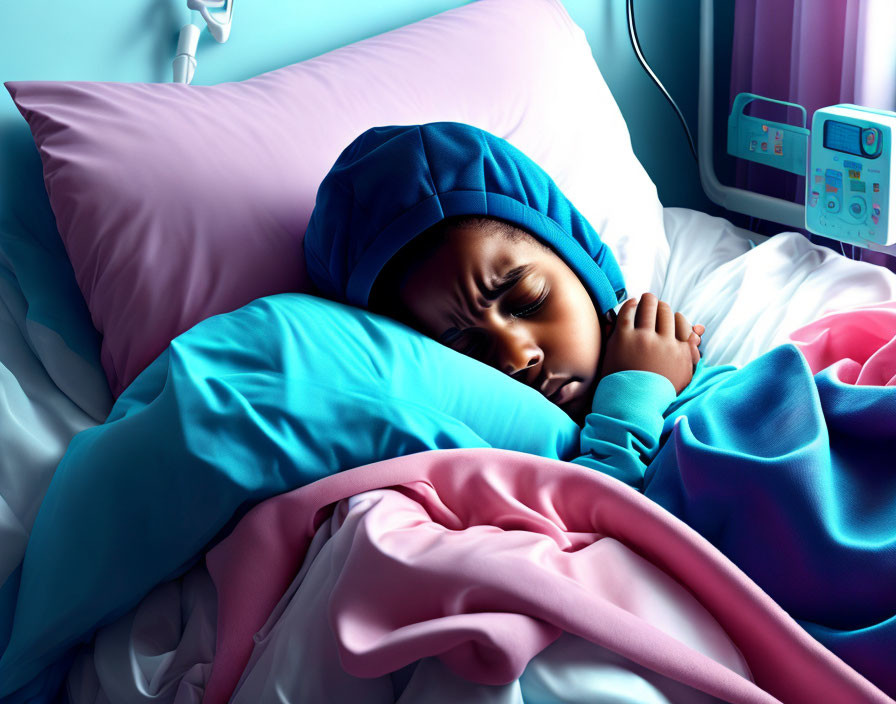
[202,448,890,704]
[788,301,896,385]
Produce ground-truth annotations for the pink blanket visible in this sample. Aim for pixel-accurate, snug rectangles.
[202,448,889,704]
[789,301,896,385]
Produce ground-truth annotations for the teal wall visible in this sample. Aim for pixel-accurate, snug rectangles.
[582,0,733,216]
[1,0,736,232]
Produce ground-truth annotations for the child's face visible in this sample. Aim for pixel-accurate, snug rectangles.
[395,223,610,423]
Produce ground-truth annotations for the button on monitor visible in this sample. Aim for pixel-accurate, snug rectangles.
[861,127,882,157]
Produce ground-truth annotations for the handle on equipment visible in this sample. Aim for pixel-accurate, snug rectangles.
[172,0,234,84]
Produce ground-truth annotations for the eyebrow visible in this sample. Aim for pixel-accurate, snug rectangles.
[438,264,531,343]
[480,264,530,300]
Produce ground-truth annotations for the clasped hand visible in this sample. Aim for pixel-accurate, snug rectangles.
[600,293,704,395]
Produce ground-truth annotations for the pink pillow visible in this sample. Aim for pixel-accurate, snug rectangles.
[6,0,667,397]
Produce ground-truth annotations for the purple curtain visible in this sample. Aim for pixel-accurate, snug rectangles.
[729,0,896,268]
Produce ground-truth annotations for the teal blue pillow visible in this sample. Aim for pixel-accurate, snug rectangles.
[110,293,581,462]
[1,293,580,696]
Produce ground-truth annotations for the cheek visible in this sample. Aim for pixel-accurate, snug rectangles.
[547,300,602,372]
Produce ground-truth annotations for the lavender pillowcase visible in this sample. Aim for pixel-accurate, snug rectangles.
[6,0,668,397]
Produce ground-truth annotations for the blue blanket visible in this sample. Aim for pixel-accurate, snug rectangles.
[570,341,896,694]
[0,293,579,702]
[648,343,896,694]
[1,294,895,701]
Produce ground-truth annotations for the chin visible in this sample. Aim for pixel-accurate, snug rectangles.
[561,395,589,427]
[560,378,598,426]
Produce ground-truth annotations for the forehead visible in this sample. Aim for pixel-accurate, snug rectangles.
[436,223,549,272]
[397,223,549,328]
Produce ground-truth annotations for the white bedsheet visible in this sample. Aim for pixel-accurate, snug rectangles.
[66,498,730,704]
[0,255,110,589]
[3,207,895,703]
[658,207,896,367]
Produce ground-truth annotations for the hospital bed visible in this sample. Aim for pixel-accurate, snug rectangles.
[2,1,895,702]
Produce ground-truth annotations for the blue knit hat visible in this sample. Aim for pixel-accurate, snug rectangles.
[303,122,626,314]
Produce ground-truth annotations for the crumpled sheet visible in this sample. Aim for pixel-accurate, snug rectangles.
[6,209,896,703]
[0,247,110,662]
[203,448,889,704]
[789,301,896,387]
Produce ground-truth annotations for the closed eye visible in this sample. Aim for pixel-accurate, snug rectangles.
[512,289,548,318]
[440,269,545,352]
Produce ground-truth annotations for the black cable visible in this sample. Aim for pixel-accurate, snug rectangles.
[626,0,699,164]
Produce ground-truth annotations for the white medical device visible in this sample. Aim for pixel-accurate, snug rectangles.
[172,0,235,84]
[805,105,895,247]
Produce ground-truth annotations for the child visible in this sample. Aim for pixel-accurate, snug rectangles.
[368,214,704,426]
[304,121,710,489]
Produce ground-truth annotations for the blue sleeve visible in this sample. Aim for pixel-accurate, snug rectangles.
[571,370,677,491]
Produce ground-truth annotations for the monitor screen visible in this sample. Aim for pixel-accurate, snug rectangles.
[823,120,862,156]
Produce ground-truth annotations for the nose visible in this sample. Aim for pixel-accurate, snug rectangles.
[492,323,543,380]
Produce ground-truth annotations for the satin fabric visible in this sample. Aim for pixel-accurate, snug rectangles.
[0,293,578,702]
[3,282,896,700]
[223,487,745,704]
[204,301,896,701]
[203,448,888,704]
[54,212,896,704]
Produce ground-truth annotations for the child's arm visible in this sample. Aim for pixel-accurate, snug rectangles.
[571,294,703,490]
[571,370,676,489]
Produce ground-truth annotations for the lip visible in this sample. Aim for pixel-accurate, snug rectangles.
[553,379,581,406]
[540,375,567,400]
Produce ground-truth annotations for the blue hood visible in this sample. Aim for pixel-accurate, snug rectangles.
[303,122,626,314]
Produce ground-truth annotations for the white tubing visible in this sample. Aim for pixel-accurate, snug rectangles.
[172,23,200,84]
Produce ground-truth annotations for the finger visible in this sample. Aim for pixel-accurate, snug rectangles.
[674,311,691,342]
[688,327,702,365]
[616,297,639,330]
[634,293,658,330]
[655,300,674,337]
